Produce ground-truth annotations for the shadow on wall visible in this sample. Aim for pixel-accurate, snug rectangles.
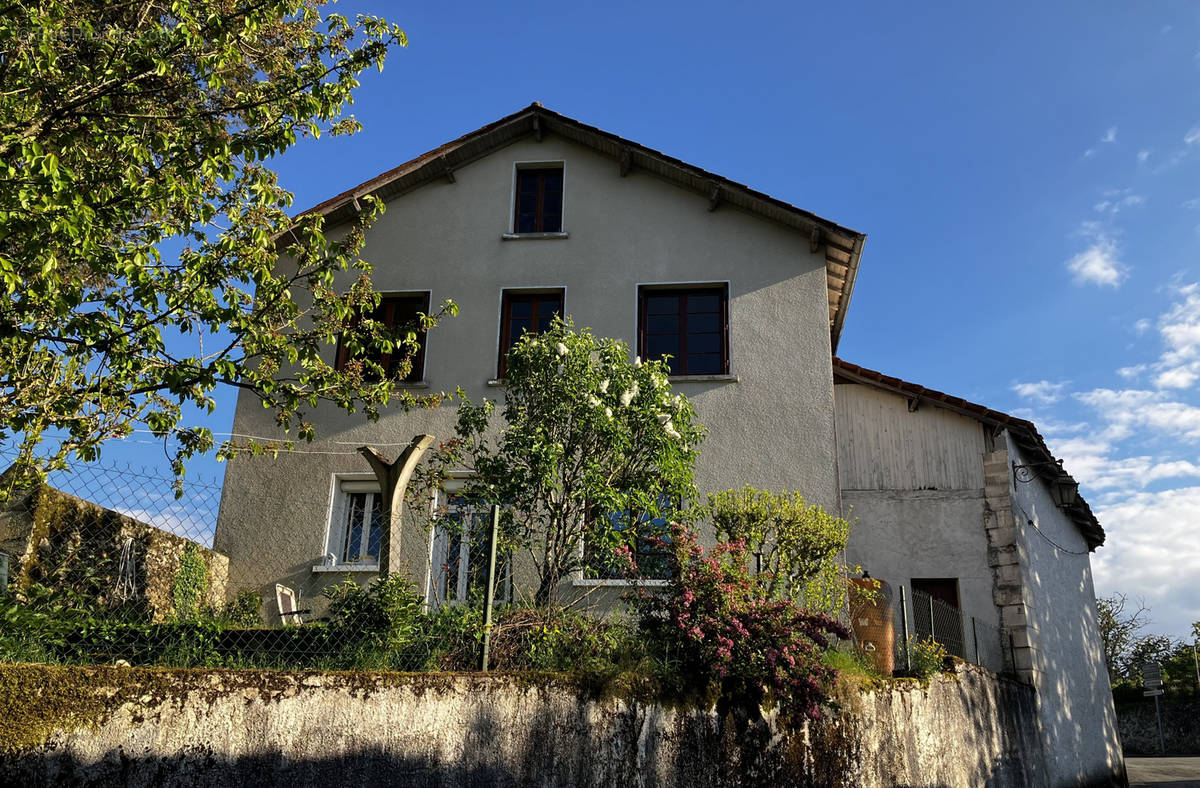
[1010,440,1128,787]
[0,663,1078,788]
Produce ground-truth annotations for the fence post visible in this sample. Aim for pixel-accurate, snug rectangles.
[928,593,936,644]
[899,585,911,673]
[480,504,500,672]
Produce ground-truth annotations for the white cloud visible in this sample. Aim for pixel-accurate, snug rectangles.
[1066,240,1127,287]
[1093,193,1144,215]
[1154,366,1199,389]
[1117,363,1147,379]
[1134,319,1151,335]
[1076,388,1200,441]
[1186,126,1200,146]
[1012,380,1069,404]
[1183,198,1200,211]
[1092,487,1200,640]
[1138,149,1151,163]
[1102,127,1118,144]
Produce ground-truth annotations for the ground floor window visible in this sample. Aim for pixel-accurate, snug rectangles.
[582,505,673,582]
[426,485,510,608]
[326,478,383,567]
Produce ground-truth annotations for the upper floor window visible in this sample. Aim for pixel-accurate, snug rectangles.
[498,289,564,377]
[513,165,563,234]
[335,292,430,383]
[638,285,729,376]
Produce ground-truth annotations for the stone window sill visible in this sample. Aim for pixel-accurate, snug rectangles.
[501,232,569,241]
[667,374,739,383]
[312,564,379,574]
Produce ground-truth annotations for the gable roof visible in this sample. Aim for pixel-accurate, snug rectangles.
[297,103,867,352]
[832,357,1105,551]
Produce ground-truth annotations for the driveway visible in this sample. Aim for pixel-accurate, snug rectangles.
[1127,757,1200,787]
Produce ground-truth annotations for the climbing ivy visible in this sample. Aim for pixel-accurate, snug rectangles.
[171,544,208,621]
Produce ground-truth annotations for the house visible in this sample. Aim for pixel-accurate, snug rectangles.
[213,104,1122,785]
[215,103,862,607]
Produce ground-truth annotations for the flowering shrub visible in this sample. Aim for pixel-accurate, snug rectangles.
[897,635,950,681]
[633,525,850,719]
[427,318,705,605]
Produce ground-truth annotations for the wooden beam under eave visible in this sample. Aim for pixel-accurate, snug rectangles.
[810,225,823,254]
[619,148,633,177]
[532,116,543,142]
[440,156,455,183]
[708,184,722,212]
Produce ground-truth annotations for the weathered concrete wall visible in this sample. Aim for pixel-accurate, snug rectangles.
[0,483,228,620]
[0,662,1122,787]
[836,384,999,631]
[1117,699,1200,755]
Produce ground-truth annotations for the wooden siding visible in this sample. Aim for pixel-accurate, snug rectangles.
[835,384,987,491]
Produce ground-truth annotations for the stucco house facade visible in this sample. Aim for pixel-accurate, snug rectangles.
[214,104,1123,786]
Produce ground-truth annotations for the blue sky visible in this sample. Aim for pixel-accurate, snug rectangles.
[68,2,1200,639]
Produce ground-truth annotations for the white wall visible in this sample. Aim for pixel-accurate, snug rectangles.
[215,133,841,605]
[1005,435,1124,787]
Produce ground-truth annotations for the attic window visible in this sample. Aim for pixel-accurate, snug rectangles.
[513,165,563,234]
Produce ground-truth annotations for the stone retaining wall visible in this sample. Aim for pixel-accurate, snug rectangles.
[0,661,1124,787]
[1118,698,1200,755]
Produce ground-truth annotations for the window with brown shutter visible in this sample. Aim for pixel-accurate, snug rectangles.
[638,285,729,376]
[334,293,430,383]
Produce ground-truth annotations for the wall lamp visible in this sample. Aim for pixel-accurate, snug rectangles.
[1012,460,1079,508]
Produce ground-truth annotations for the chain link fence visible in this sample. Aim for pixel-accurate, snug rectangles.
[889,585,1015,676]
[0,451,633,673]
[1,449,1022,680]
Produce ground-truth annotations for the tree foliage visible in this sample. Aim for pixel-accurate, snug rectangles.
[1097,592,1152,683]
[1098,593,1200,697]
[430,319,705,605]
[0,1,452,487]
[706,485,852,615]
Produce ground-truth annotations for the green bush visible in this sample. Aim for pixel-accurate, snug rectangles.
[896,636,949,680]
[634,525,851,719]
[323,574,425,669]
[216,589,263,628]
[706,486,852,615]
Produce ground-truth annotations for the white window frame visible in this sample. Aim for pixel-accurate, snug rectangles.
[314,473,383,573]
[423,475,511,608]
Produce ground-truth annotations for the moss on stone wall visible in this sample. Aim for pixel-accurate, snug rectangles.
[0,663,605,757]
[3,483,228,620]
